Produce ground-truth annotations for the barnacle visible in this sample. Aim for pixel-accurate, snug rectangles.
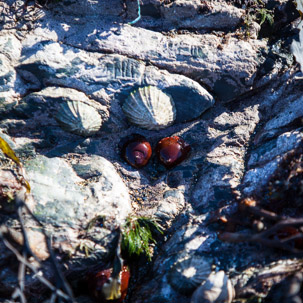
[167,255,212,295]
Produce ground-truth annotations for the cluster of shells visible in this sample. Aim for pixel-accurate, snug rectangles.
[54,86,176,137]
[167,255,234,303]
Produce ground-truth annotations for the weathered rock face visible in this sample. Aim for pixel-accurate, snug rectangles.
[0,0,302,302]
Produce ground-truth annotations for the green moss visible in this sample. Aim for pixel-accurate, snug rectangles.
[121,216,163,261]
[243,0,274,37]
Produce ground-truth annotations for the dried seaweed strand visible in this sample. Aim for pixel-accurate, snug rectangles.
[0,235,71,301]
[220,217,303,254]
[15,191,75,302]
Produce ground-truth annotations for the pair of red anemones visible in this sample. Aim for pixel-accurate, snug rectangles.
[122,135,191,169]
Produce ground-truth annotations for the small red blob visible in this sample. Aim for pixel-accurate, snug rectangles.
[119,266,130,300]
[156,136,191,168]
[122,135,152,169]
[87,266,130,303]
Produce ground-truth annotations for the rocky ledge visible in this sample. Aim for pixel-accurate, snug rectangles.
[0,0,303,303]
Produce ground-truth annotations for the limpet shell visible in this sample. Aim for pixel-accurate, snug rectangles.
[190,271,235,303]
[55,100,102,136]
[167,255,212,295]
[122,86,176,130]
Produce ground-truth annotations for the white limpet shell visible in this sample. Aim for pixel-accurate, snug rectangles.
[167,255,212,295]
[190,270,235,303]
[122,86,176,130]
[55,100,102,137]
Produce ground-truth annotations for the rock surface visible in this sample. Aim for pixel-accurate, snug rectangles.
[0,0,302,302]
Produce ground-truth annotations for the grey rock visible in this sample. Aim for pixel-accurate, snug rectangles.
[58,24,265,101]
[242,157,281,195]
[191,105,260,209]
[155,189,185,223]
[18,41,214,124]
[248,129,303,168]
[25,155,131,227]
[0,0,302,302]
[17,0,265,102]
[13,86,109,138]
[16,154,132,266]
[158,0,244,31]
[120,0,244,31]
[256,96,303,143]
[243,129,303,194]
[0,32,24,113]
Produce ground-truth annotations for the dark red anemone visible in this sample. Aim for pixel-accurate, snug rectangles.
[155,136,191,168]
[122,135,152,169]
[87,266,130,303]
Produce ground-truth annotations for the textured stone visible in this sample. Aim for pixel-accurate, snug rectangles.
[18,41,214,124]
[0,0,301,302]
[13,86,109,139]
[58,24,265,101]
[158,0,244,31]
[248,129,303,168]
[25,155,131,226]
[191,105,260,209]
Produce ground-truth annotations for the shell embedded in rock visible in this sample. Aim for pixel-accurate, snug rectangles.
[167,255,212,295]
[122,86,176,130]
[55,100,102,136]
[190,271,235,303]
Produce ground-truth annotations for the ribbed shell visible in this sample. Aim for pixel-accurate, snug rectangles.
[55,100,102,136]
[122,86,176,130]
[190,271,235,303]
[167,256,212,295]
